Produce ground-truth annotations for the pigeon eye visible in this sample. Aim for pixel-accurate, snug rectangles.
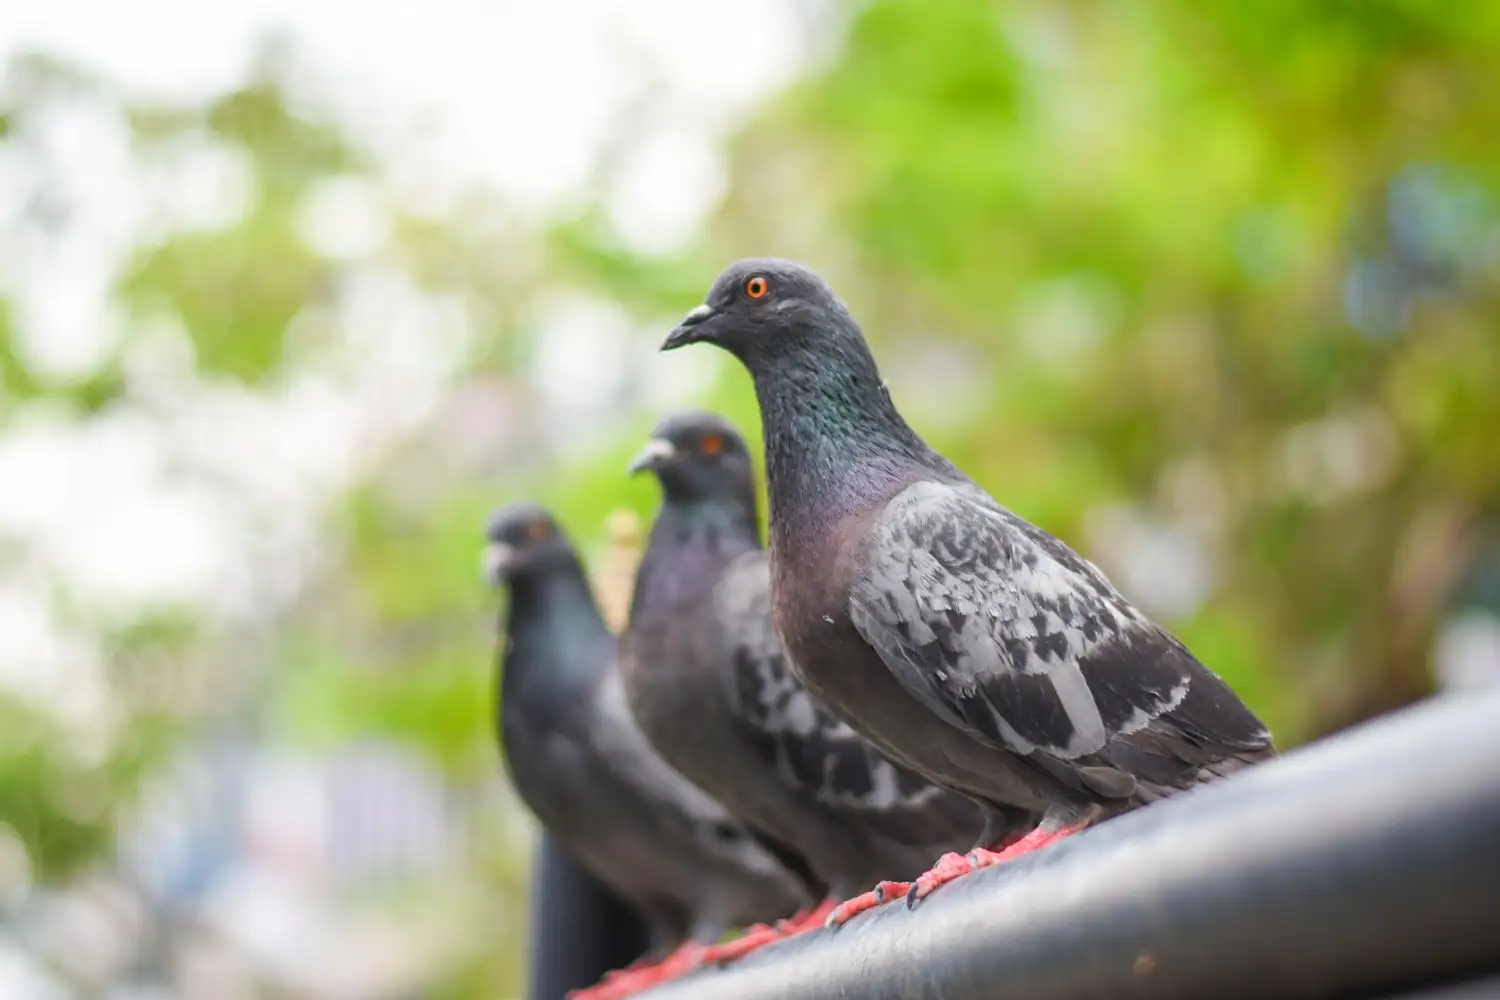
[700,433,724,456]
[744,276,770,299]
[710,821,743,844]
[526,520,551,542]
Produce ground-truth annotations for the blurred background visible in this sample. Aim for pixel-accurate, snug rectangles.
[1,1,1497,996]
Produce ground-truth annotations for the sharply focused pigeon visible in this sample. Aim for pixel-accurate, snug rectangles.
[659,260,1276,921]
[621,411,987,954]
[483,503,805,994]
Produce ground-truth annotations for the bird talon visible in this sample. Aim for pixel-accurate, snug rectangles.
[909,850,978,902]
[824,881,911,927]
[567,940,710,999]
[774,897,838,935]
[701,923,785,966]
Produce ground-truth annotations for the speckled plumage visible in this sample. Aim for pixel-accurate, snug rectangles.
[620,413,984,901]
[484,502,804,954]
[660,260,1275,850]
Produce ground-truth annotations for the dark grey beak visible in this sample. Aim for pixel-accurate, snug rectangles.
[660,304,715,351]
[627,438,677,477]
[481,542,517,586]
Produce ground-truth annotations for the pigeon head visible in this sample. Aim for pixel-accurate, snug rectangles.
[482,502,580,586]
[660,259,941,519]
[660,258,866,371]
[627,410,756,509]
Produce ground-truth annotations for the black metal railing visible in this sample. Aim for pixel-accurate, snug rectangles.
[627,692,1500,1000]
[611,689,1500,999]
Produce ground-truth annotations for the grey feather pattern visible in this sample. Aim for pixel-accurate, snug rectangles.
[718,552,946,814]
[501,645,805,944]
[592,668,779,850]
[489,507,806,947]
[850,480,1269,780]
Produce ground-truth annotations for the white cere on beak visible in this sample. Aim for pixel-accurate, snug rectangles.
[627,438,678,475]
[481,543,516,585]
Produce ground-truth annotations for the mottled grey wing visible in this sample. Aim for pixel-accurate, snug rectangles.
[716,552,947,815]
[849,481,1271,793]
[588,668,801,882]
[590,669,744,837]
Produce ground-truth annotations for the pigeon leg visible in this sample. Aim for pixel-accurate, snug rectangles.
[566,940,707,1000]
[906,820,1089,906]
[775,897,837,934]
[697,921,785,965]
[697,897,841,967]
[824,808,1043,928]
[823,879,914,927]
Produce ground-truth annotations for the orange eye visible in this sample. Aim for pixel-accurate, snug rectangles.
[745,276,770,299]
[526,519,551,542]
[701,433,724,456]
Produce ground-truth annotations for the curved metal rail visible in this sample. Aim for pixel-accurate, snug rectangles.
[624,690,1500,999]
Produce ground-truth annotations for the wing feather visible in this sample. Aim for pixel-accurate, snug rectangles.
[717,552,947,816]
[850,481,1271,797]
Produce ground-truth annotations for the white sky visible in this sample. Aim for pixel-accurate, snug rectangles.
[0,0,806,209]
[0,0,809,726]
[0,16,809,990]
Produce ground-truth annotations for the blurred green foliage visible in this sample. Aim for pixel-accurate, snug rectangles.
[1,2,1498,996]
[567,0,1500,740]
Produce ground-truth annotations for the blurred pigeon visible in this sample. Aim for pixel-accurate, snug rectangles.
[660,260,1276,922]
[484,503,805,995]
[622,412,987,956]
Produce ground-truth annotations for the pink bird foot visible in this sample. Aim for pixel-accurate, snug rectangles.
[908,822,1088,905]
[824,879,914,927]
[566,940,706,1000]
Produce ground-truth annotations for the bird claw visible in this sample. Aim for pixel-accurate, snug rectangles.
[700,897,840,967]
[824,880,912,927]
[908,850,984,905]
[775,897,837,935]
[908,823,1090,905]
[566,941,707,1000]
[700,922,785,966]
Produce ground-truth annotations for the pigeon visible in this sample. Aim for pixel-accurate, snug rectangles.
[621,411,988,955]
[483,502,805,996]
[659,259,1276,922]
